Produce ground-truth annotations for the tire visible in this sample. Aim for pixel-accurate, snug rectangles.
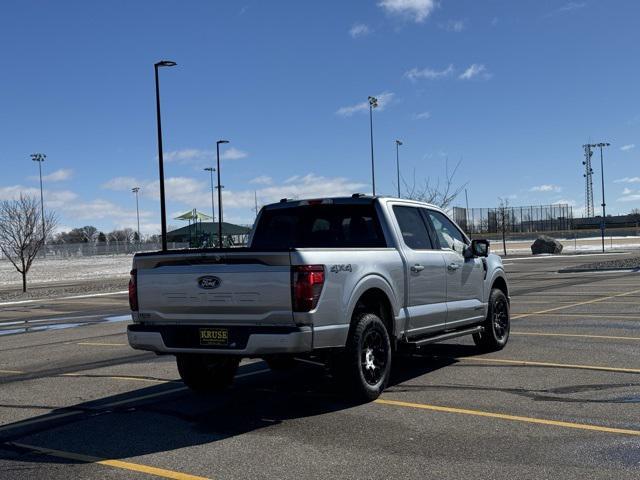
[176,354,240,393]
[337,312,392,402]
[473,288,510,352]
[265,355,297,371]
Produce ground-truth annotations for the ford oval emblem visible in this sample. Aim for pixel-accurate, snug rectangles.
[198,276,221,289]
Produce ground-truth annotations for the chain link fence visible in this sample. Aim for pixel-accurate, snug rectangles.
[452,204,573,235]
[39,242,188,259]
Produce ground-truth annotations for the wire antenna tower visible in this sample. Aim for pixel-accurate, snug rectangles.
[582,144,595,217]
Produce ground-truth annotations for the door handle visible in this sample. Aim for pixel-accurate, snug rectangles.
[410,264,425,273]
[447,263,460,271]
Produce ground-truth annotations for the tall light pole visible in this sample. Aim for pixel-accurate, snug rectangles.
[154,60,177,251]
[216,140,229,248]
[30,153,47,241]
[132,187,141,244]
[596,142,610,253]
[395,139,403,198]
[368,96,378,195]
[204,167,216,246]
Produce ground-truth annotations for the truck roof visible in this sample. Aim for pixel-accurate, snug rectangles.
[264,195,440,211]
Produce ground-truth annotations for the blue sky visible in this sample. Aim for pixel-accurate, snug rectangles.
[1,0,639,234]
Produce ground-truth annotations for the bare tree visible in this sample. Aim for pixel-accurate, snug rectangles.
[0,195,57,292]
[497,197,510,256]
[401,158,467,210]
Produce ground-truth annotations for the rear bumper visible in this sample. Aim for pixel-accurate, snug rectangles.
[127,324,313,356]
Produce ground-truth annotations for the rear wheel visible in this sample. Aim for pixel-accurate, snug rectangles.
[176,354,240,393]
[336,312,392,402]
[473,288,510,352]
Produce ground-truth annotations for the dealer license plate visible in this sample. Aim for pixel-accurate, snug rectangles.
[199,328,229,346]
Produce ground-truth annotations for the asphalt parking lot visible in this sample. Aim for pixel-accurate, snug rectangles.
[0,252,639,479]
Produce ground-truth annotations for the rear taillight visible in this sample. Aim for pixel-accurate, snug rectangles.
[292,265,325,312]
[128,269,138,311]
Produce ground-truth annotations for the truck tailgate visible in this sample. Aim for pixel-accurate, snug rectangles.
[134,251,293,326]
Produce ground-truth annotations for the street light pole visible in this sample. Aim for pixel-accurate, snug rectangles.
[30,153,47,242]
[154,60,177,252]
[368,96,378,195]
[597,142,610,253]
[395,139,403,198]
[216,140,229,248]
[132,187,141,245]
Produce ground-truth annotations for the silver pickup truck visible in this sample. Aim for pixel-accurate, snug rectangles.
[128,195,510,400]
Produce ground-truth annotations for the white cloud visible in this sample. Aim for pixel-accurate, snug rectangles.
[441,19,466,32]
[28,168,73,182]
[618,191,640,202]
[164,148,207,162]
[164,147,248,163]
[530,184,562,193]
[221,147,248,161]
[620,144,635,151]
[249,176,273,185]
[548,2,586,16]
[459,64,491,80]
[622,188,633,195]
[349,23,371,38]
[378,0,437,23]
[102,176,143,191]
[614,177,640,184]
[412,111,431,120]
[405,65,454,81]
[336,92,395,117]
[0,185,78,208]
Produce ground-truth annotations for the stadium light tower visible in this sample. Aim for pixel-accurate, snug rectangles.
[154,60,177,251]
[30,153,47,241]
[368,96,378,195]
[132,187,141,244]
[395,139,403,198]
[216,140,229,247]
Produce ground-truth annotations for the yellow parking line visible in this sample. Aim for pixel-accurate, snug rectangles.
[8,442,210,480]
[458,357,640,374]
[375,399,640,437]
[0,369,23,374]
[512,331,640,341]
[512,288,640,320]
[77,342,127,346]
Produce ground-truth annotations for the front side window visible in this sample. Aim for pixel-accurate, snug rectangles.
[392,206,433,250]
[426,210,468,255]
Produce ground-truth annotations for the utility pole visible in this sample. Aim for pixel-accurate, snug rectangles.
[595,142,610,252]
[216,140,229,248]
[30,153,47,242]
[204,167,216,223]
[582,144,595,218]
[132,187,141,245]
[368,96,378,195]
[395,139,403,198]
[254,191,259,219]
[464,188,470,232]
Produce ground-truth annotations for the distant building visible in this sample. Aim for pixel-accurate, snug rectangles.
[166,222,252,247]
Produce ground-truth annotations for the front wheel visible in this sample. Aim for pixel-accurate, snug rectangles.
[473,288,510,352]
[176,354,240,393]
[337,313,392,402]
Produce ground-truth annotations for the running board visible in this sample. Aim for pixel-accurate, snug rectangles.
[401,325,484,349]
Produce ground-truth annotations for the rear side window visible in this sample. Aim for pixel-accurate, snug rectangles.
[392,206,433,250]
[252,204,386,249]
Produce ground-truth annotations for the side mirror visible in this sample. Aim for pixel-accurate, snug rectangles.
[470,239,489,257]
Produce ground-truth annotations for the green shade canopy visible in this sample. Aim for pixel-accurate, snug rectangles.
[174,209,213,221]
